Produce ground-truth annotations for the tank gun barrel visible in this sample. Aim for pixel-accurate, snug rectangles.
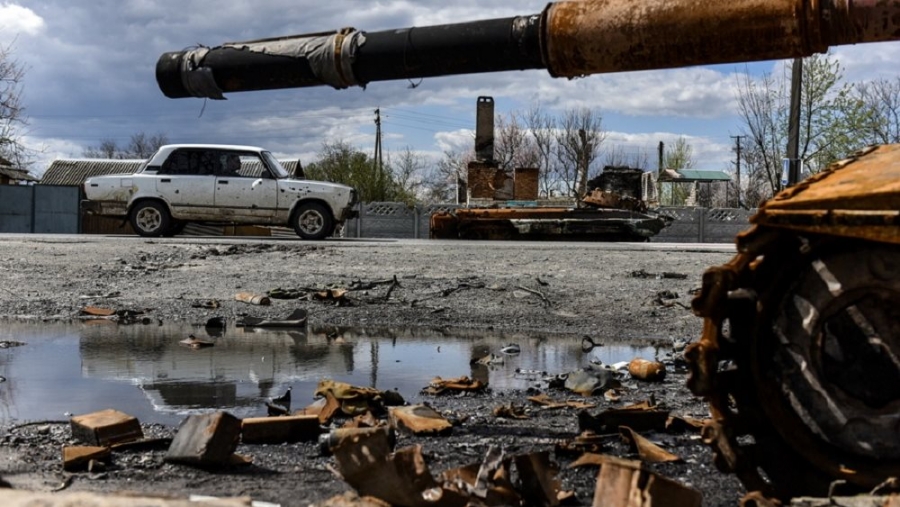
[157,0,900,99]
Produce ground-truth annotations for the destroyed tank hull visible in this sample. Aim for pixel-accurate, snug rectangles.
[430,207,671,241]
[686,144,900,500]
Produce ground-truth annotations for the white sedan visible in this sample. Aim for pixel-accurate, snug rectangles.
[82,144,357,239]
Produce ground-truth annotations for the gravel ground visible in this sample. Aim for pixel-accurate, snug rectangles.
[0,235,744,505]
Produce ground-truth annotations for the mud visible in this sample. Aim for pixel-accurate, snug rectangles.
[0,236,742,505]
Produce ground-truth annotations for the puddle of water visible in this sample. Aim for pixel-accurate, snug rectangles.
[0,320,656,425]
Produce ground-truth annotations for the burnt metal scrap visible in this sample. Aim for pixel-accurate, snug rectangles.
[686,144,900,500]
[157,0,900,99]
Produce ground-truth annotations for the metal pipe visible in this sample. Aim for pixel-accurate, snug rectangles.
[157,0,900,99]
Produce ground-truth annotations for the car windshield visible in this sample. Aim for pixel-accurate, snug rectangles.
[262,152,289,179]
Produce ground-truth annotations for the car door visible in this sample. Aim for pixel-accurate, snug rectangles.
[154,148,218,220]
[213,151,279,223]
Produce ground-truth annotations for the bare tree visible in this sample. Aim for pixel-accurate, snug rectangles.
[387,146,426,203]
[0,41,31,169]
[603,144,650,170]
[523,104,558,197]
[84,132,169,159]
[494,112,539,171]
[855,77,900,145]
[422,148,471,203]
[554,108,605,197]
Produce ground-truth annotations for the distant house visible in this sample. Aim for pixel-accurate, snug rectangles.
[657,168,732,207]
[40,158,302,236]
[0,155,38,185]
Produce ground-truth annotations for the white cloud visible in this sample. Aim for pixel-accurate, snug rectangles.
[0,3,44,40]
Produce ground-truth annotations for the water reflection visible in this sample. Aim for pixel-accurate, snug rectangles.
[0,320,655,425]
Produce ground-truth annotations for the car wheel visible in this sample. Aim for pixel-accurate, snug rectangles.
[292,202,333,240]
[130,201,171,237]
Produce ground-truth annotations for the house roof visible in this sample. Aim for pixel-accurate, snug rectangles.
[0,166,39,182]
[40,159,146,186]
[659,168,731,182]
[40,158,303,186]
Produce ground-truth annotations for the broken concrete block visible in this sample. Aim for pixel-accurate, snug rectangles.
[240,415,321,444]
[165,412,241,467]
[592,455,702,507]
[62,446,111,472]
[70,409,143,446]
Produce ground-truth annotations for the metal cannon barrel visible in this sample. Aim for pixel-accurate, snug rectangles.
[157,0,900,99]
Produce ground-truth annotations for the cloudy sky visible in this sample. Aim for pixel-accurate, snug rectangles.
[2,0,899,178]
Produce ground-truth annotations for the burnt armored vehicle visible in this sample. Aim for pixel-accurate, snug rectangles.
[157,0,900,500]
[429,96,670,241]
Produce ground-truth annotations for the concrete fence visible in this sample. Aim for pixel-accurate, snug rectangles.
[0,186,754,242]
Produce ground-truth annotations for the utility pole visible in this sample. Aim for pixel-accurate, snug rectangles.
[731,135,745,208]
[786,57,802,188]
[578,128,590,197]
[374,108,383,197]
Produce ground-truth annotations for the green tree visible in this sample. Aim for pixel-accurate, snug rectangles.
[660,137,696,206]
[735,54,869,203]
[305,140,413,203]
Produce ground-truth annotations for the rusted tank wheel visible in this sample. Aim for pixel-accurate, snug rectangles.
[292,202,333,240]
[726,237,900,498]
[130,200,171,237]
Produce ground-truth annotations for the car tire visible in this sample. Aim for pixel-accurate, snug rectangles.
[130,200,172,237]
[292,202,333,240]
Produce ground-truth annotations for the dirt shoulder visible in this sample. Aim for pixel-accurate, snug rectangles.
[0,235,742,506]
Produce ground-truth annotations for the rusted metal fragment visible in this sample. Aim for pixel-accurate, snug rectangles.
[544,0,900,79]
[557,431,607,456]
[527,393,596,410]
[422,376,487,395]
[390,405,453,435]
[297,391,342,424]
[628,358,666,382]
[754,144,900,245]
[70,409,143,447]
[569,452,606,469]
[619,426,681,463]
[492,403,529,420]
[578,403,669,434]
[591,455,702,507]
[665,415,706,433]
[164,412,241,467]
[62,446,111,472]
[441,456,521,506]
[240,415,321,444]
[314,380,404,416]
[81,306,116,317]
[234,292,270,305]
[514,451,564,507]
[333,431,464,507]
[319,426,396,457]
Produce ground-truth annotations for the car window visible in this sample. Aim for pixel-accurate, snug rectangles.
[216,152,271,178]
[159,149,218,176]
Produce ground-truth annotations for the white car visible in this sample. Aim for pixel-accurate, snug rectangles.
[82,144,357,239]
